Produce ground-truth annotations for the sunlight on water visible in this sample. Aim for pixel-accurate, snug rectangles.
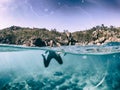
[0,42,120,90]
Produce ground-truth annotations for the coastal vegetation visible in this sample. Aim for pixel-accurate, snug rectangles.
[0,25,120,47]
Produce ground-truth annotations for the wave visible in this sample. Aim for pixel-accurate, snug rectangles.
[0,42,120,54]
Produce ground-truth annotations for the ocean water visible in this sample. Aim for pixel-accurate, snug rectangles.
[0,42,120,90]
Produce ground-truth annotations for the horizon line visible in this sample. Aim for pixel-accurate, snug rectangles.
[0,24,120,32]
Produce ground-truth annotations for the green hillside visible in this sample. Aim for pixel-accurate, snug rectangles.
[0,25,120,46]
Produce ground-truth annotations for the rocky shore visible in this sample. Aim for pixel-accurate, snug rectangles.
[75,28,120,46]
[0,25,120,47]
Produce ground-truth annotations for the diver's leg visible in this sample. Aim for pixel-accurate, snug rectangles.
[42,54,51,67]
[45,50,49,54]
[54,55,63,65]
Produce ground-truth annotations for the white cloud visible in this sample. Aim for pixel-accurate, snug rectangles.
[0,0,12,3]
[0,0,16,29]
[0,0,40,29]
[0,0,15,13]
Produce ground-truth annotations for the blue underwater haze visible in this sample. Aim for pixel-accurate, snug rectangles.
[0,42,120,90]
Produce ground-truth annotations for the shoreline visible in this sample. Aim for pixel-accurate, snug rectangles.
[0,25,120,47]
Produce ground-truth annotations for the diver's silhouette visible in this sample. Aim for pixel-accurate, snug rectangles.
[42,50,63,68]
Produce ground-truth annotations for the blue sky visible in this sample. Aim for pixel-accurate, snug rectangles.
[0,0,120,32]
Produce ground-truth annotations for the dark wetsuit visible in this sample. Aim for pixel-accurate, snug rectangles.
[42,50,63,68]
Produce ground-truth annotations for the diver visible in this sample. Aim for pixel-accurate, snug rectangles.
[42,50,63,68]
[65,31,77,45]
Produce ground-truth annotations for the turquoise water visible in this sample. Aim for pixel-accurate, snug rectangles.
[0,42,120,90]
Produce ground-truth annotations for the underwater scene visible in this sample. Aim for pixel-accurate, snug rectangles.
[0,42,120,90]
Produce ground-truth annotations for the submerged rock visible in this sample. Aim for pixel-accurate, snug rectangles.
[54,72,63,76]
